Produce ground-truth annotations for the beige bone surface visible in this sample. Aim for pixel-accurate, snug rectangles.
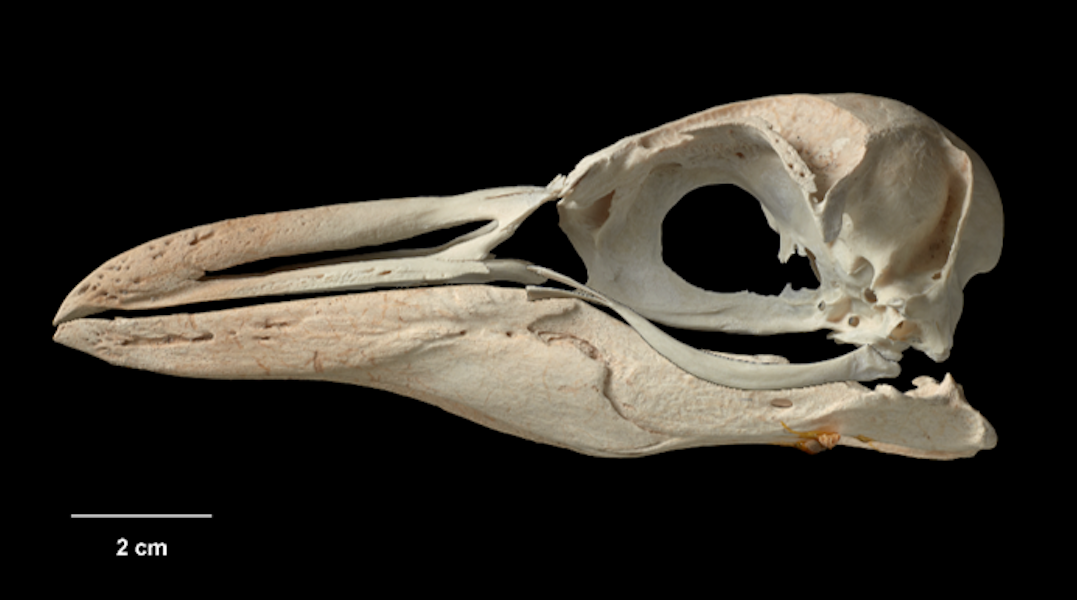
[53,185,556,325]
[53,285,995,459]
[52,93,1002,458]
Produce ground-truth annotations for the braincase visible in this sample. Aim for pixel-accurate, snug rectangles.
[554,93,1003,363]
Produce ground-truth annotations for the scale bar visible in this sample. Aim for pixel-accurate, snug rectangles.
[72,514,213,518]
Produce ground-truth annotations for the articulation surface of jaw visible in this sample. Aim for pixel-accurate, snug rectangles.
[53,93,1001,459]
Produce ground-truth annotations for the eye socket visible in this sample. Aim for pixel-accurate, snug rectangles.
[661,184,818,295]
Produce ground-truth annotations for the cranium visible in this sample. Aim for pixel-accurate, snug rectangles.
[53,93,1002,459]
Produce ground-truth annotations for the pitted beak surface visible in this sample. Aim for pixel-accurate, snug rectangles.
[53,186,559,327]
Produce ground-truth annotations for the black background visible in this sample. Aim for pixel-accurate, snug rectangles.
[40,10,1033,577]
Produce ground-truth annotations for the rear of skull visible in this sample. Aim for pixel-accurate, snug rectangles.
[556,93,1002,366]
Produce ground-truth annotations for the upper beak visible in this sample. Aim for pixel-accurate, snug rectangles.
[52,185,560,378]
[53,185,559,328]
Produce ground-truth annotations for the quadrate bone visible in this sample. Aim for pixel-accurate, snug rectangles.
[53,93,1003,459]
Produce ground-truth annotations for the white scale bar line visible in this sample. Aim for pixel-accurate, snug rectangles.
[71,514,212,518]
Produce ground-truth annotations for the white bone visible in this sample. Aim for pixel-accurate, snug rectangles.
[51,93,1002,458]
[556,94,1003,363]
[53,185,561,325]
[525,266,899,389]
[52,285,995,459]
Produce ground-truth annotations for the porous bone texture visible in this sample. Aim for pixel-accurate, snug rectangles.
[556,93,1003,363]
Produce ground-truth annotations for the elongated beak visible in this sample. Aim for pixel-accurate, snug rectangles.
[50,182,997,459]
[53,185,560,327]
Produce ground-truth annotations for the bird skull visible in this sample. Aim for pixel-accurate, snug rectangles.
[52,94,1002,459]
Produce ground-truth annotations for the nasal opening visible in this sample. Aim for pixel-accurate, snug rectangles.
[198,220,494,280]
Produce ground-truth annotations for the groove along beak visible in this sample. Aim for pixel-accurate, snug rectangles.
[53,184,560,328]
[52,184,562,379]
